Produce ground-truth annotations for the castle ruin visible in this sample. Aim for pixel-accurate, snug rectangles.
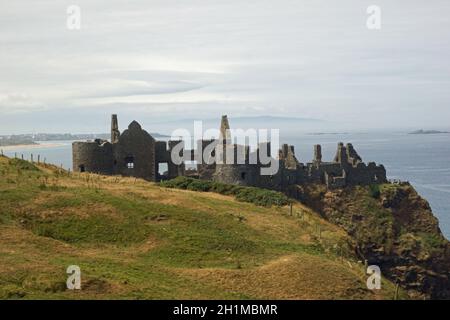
[72,115,387,190]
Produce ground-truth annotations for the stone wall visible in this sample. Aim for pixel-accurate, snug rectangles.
[72,114,389,191]
[113,121,156,181]
[72,139,113,174]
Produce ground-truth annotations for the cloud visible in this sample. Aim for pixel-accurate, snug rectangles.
[0,92,47,113]
[1,0,450,133]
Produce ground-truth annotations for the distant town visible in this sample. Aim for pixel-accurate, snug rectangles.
[0,132,168,146]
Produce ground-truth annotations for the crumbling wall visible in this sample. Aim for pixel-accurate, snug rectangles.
[72,139,113,174]
[72,114,390,191]
[113,121,156,181]
[213,144,257,186]
[325,170,347,189]
[168,140,185,179]
[197,139,217,181]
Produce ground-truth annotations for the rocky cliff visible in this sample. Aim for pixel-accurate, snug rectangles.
[296,183,450,299]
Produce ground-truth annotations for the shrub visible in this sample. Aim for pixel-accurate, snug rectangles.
[235,187,289,207]
[160,176,290,207]
[210,182,243,195]
[160,176,193,189]
[186,179,213,192]
[369,184,381,199]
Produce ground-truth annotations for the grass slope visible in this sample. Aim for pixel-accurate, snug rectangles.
[0,156,404,299]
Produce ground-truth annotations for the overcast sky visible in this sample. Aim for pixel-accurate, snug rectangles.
[1,0,449,134]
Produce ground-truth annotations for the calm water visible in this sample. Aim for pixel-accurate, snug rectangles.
[284,132,450,239]
[3,133,450,238]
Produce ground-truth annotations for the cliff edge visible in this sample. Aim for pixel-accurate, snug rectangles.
[297,183,450,299]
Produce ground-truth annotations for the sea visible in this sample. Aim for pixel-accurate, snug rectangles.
[2,132,450,239]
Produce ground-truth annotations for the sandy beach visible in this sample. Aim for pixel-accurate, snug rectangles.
[0,142,66,151]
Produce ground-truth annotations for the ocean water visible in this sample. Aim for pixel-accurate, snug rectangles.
[3,133,450,239]
[284,132,450,239]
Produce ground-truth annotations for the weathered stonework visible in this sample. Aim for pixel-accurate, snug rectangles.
[72,139,113,175]
[113,121,156,181]
[72,115,182,181]
[72,114,388,189]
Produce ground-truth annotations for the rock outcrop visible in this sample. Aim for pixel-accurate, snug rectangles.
[298,183,450,299]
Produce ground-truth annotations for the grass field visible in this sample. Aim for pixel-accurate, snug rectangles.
[0,155,404,299]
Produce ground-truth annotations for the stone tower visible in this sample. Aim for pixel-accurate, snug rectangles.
[219,115,231,144]
[111,114,120,144]
[334,142,348,165]
[313,144,322,163]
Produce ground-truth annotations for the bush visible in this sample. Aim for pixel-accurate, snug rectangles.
[186,179,213,192]
[236,187,289,207]
[210,182,243,195]
[160,176,290,207]
[160,176,193,189]
[369,184,381,199]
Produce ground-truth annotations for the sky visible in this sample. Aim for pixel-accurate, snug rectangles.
[1,0,450,134]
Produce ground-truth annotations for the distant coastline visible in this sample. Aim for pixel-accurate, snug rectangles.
[0,132,169,148]
[0,141,37,147]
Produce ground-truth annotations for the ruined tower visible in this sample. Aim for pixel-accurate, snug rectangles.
[213,115,255,186]
[334,142,348,165]
[73,114,387,189]
[313,144,322,164]
[219,115,232,144]
[111,114,120,144]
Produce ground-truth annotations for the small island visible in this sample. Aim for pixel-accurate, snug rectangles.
[409,129,449,135]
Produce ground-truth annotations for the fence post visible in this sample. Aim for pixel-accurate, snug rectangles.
[394,283,399,300]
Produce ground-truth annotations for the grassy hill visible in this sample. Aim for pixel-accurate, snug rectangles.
[0,155,403,299]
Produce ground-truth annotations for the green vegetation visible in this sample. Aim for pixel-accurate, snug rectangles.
[161,176,290,207]
[300,182,450,299]
[8,158,39,171]
[369,184,381,199]
[0,156,404,299]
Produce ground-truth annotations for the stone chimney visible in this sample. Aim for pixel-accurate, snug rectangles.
[219,115,231,144]
[334,142,348,165]
[313,144,322,163]
[111,114,120,143]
